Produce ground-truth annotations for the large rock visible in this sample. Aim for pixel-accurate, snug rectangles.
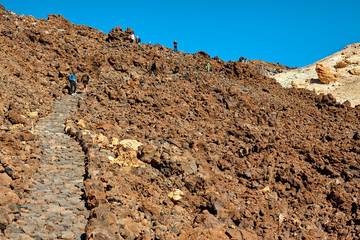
[86,206,119,239]
[334,60,348,69]
[6,111,28,125]
[0,173,12,187]
[315,63,338,84]
[107,26,126,42]
[0,188,20,206]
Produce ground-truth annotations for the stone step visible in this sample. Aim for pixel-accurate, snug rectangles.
[10,95,89,239]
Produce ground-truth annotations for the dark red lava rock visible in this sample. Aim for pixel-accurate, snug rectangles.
[1,4,360,239]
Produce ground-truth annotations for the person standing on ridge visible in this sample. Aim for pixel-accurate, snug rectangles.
[68,70,77,95]
[81,73,90,92]
[173,40,178,52]
[136,36,141,44]
[130,33,135,43]
[206,62,211,72]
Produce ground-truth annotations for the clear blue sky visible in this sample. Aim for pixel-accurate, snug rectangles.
[2,0,360,67]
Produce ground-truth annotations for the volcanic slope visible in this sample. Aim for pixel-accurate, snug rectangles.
[0,4,360,240]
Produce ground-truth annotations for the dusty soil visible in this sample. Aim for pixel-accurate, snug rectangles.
[0,4,360,240]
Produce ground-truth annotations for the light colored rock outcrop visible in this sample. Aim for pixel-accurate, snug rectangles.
[273,43,360,106]
[315,63,338,84]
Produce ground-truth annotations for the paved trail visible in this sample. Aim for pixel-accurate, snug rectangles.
[11,95,88,240]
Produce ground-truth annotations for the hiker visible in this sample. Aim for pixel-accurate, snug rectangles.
[239,56,247,63]
[130,33,135,43]
[173,40,178,52]
[206,62,210,72]
[136,36,141,44]
[81,73,90,92]
[68,70,77,95]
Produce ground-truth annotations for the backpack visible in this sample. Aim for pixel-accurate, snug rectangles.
[82,75,89,82]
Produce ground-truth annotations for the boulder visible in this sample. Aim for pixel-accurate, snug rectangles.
[14,131,35,141]
[334,60,348,69]
[86,206,119,239]
[137,145,158,163]
[315,63,338,84]
[7,111,28,125]
[84,180,106,208]
[107,26,126,42]
[0,188,20,206]
[0,173,12,187]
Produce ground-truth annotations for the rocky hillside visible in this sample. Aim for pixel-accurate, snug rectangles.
[273,43,360,106]
[1,4,360,239]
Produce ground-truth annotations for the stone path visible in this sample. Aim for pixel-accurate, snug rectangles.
[10,95,88,240]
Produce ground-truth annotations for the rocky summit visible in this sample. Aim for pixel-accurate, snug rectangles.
[0,4,360,240]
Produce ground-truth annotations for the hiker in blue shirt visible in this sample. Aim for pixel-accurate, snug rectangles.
[69,70,77,95]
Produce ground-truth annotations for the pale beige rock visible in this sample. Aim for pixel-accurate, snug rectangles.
[119,139,143,151]
[344,56,360,65]
[261,186,271,193]
[108,150,145,168]
[9,124,23,131]
[168,189,184,201]
[291,80,308,88]
[313,87,324,94]
[111,137,119,146]
[26,111,38,118]
[96,133,109,147]
[77,119,86,129]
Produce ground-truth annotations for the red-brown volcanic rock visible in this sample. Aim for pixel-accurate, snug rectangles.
[1,4,360,239]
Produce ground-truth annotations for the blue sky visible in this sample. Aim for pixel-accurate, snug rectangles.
[2,0,360,67]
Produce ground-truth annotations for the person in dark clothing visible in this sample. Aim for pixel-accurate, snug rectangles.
[81,73,90,92]
[136,36,141,44]
[239,56,248,63]
[68,70,77,95]
[173,40,178,52]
